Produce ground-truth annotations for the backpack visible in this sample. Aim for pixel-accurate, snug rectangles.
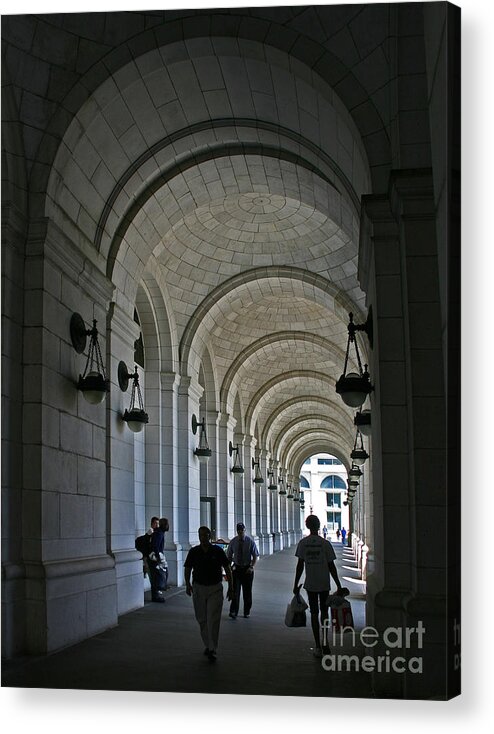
[135,533,152,557]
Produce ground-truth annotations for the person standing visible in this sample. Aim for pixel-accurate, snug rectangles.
[184,526,234,661]
[148,516,168,603]
[341,527,347,546]
[226,522,259,619]
[293,514,343,658]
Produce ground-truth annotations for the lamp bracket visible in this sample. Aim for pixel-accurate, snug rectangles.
[70,312,88,354]
[118,361,132,392]
[229,441,235,457]
[192,414,199,435]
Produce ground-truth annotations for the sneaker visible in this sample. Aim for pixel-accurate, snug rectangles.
[313,648,323,658]
[243,613,250,618]
[229,612,237,619]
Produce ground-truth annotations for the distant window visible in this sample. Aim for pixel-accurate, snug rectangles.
[299,476,310,488]
[326,492,341,508]
[317,458,342,465]
[321,475,346,489]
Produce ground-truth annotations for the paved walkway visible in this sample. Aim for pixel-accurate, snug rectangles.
[2,541,373,698]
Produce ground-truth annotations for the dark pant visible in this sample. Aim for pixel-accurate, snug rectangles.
[149,561,168,599]
[230,566,254,616]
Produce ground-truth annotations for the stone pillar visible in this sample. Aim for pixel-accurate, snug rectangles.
[257,448,272,554]
[360,170,452,699]
[270,460,282,550]
[157,371,180,585]
[108,303,145,616]
[16,221,117,654]
[217,413,236,540]
[176,376,203,555]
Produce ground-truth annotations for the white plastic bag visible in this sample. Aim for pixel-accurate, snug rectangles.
[284,592,308,627]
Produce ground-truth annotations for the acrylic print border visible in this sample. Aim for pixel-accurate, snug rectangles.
[2,3,489,731]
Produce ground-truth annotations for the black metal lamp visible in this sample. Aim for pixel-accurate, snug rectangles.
[278,471,286,496]
[70,313,110,404]
[350,429,369,466]
[252,457,264,484]
[229,441,244,474]
[192,414,212,463]
[267,468,278,491]
[299,491,305,509]
[348,464,363,483]
[335,310,373,408]
[354,408,371,436]
[286,483,294,499]
[118,361,149,432]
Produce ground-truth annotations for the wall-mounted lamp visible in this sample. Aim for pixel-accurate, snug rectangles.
[350,429,369,466]
[278,472,286,496]
[70,313,109,404]
[286,483,294,499]
[348,464,363,485]
[252,457,264,484]
[267,468,278,490]
[354,408,372,436]
[299,491,305,509]
[335,310,373,408]
[118,361,149,432]
[229,441,244,474]
[192,414,212,463]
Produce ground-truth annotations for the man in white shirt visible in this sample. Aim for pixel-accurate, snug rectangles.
[293,514,343,657]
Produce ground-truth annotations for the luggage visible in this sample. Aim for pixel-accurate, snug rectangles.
[285,591,308,627]
[326,590,354,631]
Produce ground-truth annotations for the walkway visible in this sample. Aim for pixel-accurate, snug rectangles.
[2,541,373,698]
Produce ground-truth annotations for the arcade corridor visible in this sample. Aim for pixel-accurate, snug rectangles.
[2,542,372,697]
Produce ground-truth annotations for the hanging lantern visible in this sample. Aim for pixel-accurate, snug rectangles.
[354,408,372,436]
[267,468,278,491]
[229,441,244,474]
[118,362,149,432]
[192,414,212,463]
[70,313,110,404]
[252,457,264,484]
[350,429,369,466]
[335,311,373,407]
[278,472,286,496]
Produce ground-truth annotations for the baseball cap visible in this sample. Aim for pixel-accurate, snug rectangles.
[236,522,246,531]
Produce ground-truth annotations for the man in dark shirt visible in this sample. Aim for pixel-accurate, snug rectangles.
[184,526,234,661]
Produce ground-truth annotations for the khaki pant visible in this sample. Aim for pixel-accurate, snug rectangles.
[192,582,224,653]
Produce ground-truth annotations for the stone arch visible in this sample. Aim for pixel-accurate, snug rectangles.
[42,27,377,250]
[261,395,354,451]
[180,266,365,377]
[220,331,347,413]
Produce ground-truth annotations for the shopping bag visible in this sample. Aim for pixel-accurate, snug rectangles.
[326,591,354,632]
[285,592,308,627]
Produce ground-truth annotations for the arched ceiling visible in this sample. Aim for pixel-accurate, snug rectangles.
[45,30,374,477]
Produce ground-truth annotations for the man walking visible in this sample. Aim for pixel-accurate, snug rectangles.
[227,522,259,619]
[293,514,343,658]
[184,526,234,661]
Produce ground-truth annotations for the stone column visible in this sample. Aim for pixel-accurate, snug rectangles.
[360,171,452,699]
[270,460,282,551]
[17,220,117,654]
[176,376,203,558]
[107,302,145,615]
[257,448,272,554]
[217,413,236,540]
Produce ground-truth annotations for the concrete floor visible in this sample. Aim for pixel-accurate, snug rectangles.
[2,541,373,699]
